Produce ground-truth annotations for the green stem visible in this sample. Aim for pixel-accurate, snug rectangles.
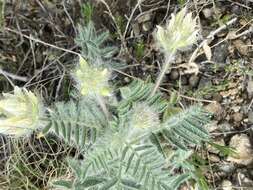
[151,53,175,96]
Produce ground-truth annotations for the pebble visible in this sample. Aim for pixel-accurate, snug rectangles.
[205,102,224,120]
[169,69,179,80]
[227,134,253,165]
[189,75,200,88]
[232,112,243,123]
[219,162,235,174]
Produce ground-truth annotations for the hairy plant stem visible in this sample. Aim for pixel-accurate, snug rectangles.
[151,52,175,96]
[96,94,110,120]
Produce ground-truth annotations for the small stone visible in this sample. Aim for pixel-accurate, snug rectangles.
[227,134,253,165]
[205,102,223,119]
[232,112,243,123]
[219,162,235,174]
[189,75,200,88]
[169,69,179,80]
[221,180,233,190]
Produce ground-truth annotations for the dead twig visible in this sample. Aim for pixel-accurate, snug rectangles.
[5,27,81,57]
[123,0,144,39]
[62,1,77,35]
[0,68,28,82]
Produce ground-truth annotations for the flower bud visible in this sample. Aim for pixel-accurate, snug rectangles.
[126,103,160,141]
[131,103,160,130]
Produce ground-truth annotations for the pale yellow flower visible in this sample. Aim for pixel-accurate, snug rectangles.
[155,7,198,54]
[73,56,110,96]
[0,86,42,136]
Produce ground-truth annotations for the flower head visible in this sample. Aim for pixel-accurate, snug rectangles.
[131,103,160,129]
[155,7,198,54]
[73,56,110,97]
[0,86,42,136]
[125,103,160,141]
